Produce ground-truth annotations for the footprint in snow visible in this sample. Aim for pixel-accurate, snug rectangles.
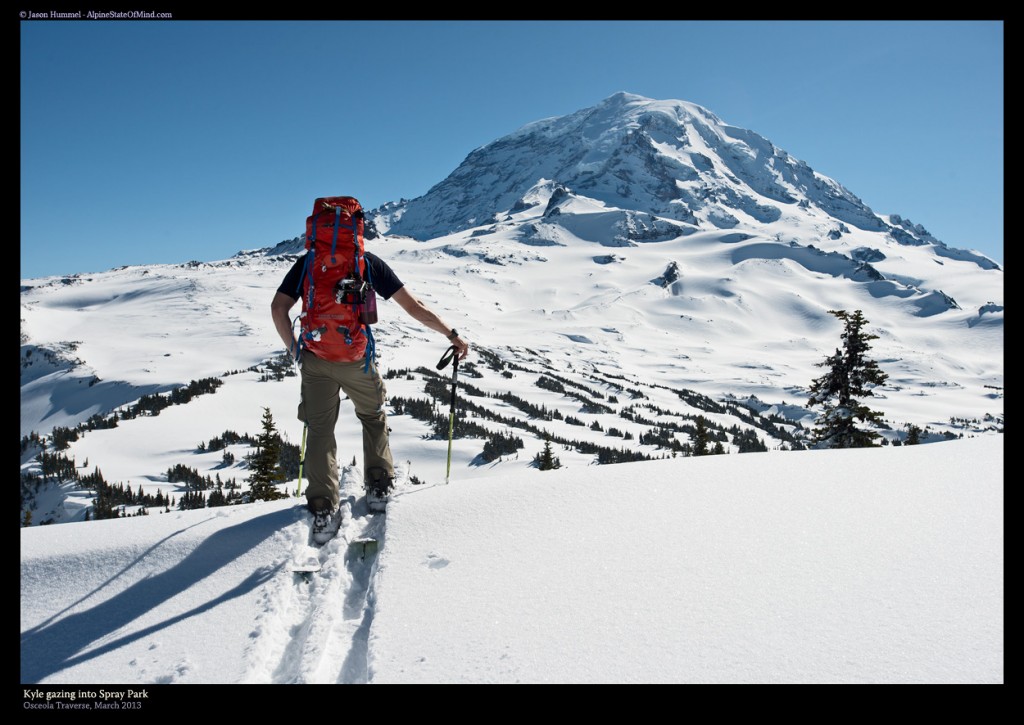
[424,553,450,570]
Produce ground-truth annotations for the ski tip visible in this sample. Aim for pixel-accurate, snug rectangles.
[347,537,378,560]
[290,560,322,574]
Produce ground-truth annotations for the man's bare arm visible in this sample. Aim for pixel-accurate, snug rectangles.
[271,292,299,354]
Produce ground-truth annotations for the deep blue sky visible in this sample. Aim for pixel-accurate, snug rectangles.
[20,20,1003,278]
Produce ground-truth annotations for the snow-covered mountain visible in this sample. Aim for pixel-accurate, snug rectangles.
[371,92,999,270]
[20,92,1003,526]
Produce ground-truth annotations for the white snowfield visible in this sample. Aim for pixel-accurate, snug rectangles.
[20,435,1003,685]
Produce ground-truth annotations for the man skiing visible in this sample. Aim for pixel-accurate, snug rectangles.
[271,199,469,544]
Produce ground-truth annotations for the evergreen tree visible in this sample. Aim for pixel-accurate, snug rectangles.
[92,489,118,520]
[807,310,889,448]
[692,418,710,456]
[208,484,228,507]
[535,437,562,470]
[905,424,922,445]
[247,408,288,501]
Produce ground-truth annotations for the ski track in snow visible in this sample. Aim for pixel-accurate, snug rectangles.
[241,466,385,684]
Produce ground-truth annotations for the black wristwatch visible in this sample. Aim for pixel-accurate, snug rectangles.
[447,329,459,341]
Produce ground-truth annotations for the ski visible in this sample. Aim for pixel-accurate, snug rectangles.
[348,536,378,560]
[289,544,323,576]
[290,555,322,574]
[290,535,379,577]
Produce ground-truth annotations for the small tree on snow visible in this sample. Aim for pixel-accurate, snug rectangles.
[692,418,711,456]
[807,309,889,448]
[247,408,288,501]
[535,437,561,471]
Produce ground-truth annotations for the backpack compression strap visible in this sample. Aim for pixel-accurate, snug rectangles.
[350,212,378,373]
[330,206,341,264]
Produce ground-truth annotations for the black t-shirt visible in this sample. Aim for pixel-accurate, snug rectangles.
[276,251,404,301]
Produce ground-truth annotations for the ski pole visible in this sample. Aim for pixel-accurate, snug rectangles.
[296,422,307,497]
[436,345,459,485]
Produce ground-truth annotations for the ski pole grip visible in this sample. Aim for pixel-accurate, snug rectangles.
[436,345,457,370]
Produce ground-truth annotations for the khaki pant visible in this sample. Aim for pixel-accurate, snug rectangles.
[298,353,393,509]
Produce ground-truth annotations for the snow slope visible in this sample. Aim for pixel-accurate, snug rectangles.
[21,436,1003,686]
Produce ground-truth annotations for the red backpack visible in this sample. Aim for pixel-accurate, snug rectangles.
[296,196,377,367]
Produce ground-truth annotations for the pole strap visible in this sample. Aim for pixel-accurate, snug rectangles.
[436,345,457,370]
